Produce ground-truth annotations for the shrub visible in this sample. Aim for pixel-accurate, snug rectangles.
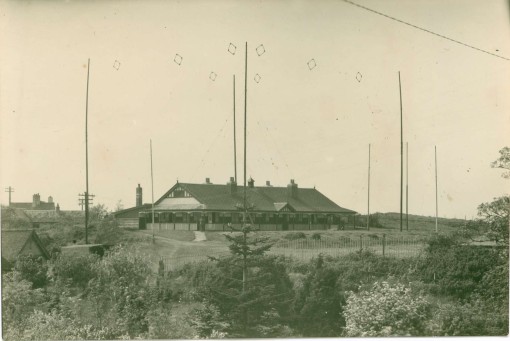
[311,233,321,240]
[291,255,347,337]
[3,310,115,341]
[420,238,503,299]
[344,281,431,337]
[14,255,49,289]
[52,253,99,288]
[427,297,508,336]
[2,271,44,331]
[284,232,306,240]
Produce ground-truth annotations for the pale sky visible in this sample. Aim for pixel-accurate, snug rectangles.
[1,0,509,219]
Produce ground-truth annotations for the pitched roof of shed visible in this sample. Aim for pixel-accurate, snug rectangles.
[1,229,50,261]
[155,182,355,214]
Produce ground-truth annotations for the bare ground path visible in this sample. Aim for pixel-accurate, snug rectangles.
[193,231,207,242]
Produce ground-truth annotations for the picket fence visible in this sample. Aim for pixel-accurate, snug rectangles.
[156,234,424,271]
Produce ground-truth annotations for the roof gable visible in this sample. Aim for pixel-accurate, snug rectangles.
[274,202,295,212]
[1,230,50,261]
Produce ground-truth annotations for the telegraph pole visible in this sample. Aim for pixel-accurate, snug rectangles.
[78,196,85,210]
[85,58,91,244]
[4,186,14,205]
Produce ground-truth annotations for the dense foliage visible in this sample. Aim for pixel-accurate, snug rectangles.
[344,281,431,336]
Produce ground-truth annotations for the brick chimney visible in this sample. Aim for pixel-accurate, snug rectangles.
[136,184,143,207]
[205,177,211,184]
[56,203,60,213]
[248,177,255,188]
[32,193,41,208]
[266,180,272,187]
[228,177,237,194]
[287,179,298,198]
[48,196,53,204]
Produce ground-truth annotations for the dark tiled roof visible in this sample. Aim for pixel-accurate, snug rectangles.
[10,202,55,210]
[59,210,86,220]
[1,229,50,261]
[24,210,60,223]
[155,182,355,214]
[1,207,31,222]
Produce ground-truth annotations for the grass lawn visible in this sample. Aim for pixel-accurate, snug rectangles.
[151,230,196,242]
[127,219,449,271]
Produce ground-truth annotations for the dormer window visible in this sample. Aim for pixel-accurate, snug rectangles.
[167,186,192,198]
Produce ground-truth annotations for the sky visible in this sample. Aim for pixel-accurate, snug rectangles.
[0,0,509,219]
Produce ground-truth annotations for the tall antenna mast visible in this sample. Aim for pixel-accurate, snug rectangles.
[85,58,90,244]
[367,143,371,231]
[435,145,438,233]
[150,139,155,242]
[243,43,248,216]
[399,71,403,232]
[406,142,409,231]
[233,75,237,183]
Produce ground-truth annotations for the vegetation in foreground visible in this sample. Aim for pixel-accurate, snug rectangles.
[2,214,508,339]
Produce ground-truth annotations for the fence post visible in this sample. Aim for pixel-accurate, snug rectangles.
[382,234,386,257]
[359,235,363,253]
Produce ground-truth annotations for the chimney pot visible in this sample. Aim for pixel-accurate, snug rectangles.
[32,193,41,208]
[287,179,298,198]
[228,177,237,194]
[136,184,143,207]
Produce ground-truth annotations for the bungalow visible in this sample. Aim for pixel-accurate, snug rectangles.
[114,178,356,231]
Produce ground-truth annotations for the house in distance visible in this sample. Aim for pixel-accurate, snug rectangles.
[114,178,356,231]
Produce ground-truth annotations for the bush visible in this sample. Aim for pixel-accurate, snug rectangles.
[284,232,306,240]
[2,271,44,331]
[344,281,431,337]
[53,253,99,288]
[291,257,347,337]
[311,233,321,240]
[427,296,508,336]
[14,255,49,289]
[420,237,503,299]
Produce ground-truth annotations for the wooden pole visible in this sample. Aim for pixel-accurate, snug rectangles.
[242,40,248,336]
[151,139,155,241]
[367,143,371,231]
[243,42,248,217]
[233,75,237,183]
[399,72,403,232]
[85,58,90,244]
[406,142,409,231]
[435,145,438,233]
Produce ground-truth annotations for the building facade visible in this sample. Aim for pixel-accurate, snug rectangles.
[114,178,356,231]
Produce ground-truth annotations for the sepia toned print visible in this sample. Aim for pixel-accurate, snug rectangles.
[1,0,509,339]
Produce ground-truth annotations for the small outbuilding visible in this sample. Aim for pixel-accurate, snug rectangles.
[1,229,50,262]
